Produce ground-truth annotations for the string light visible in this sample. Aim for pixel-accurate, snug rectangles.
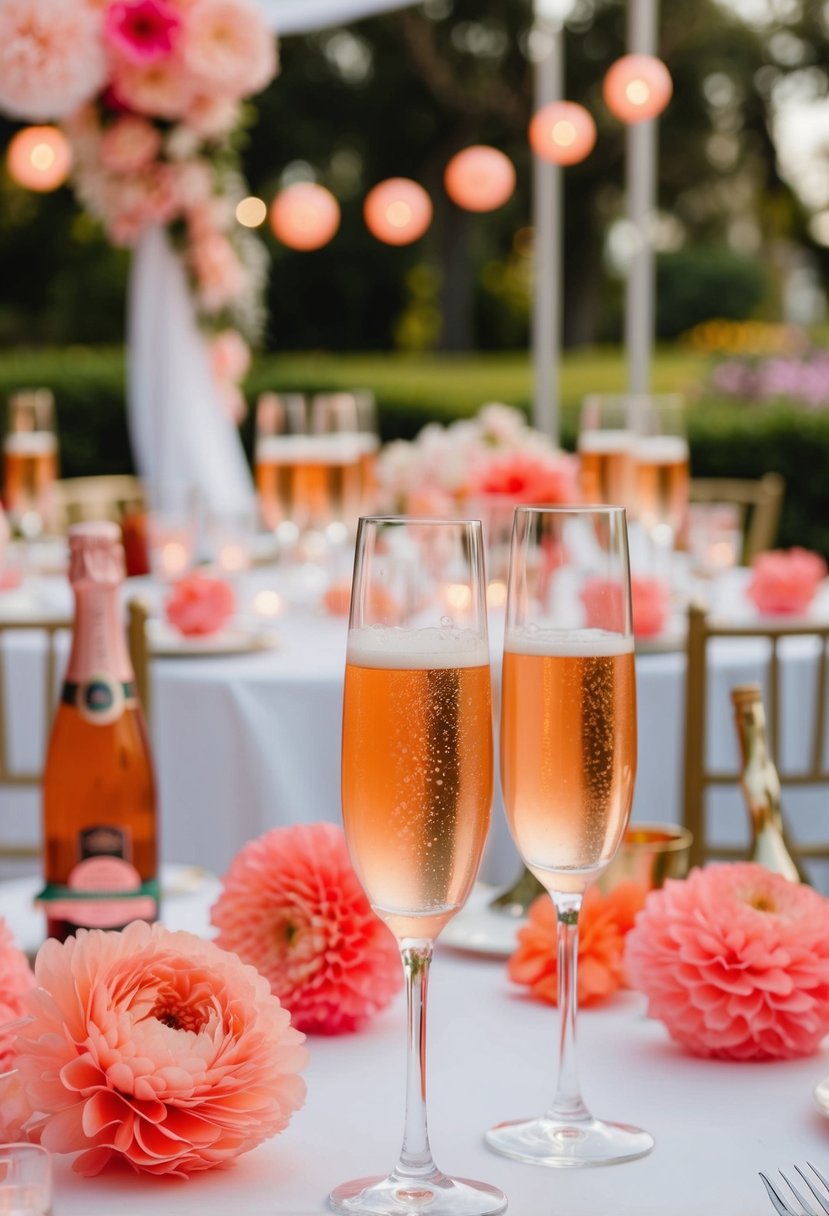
[269,182,340,251]
[364,178,432,246]
[603,54,673,124]
[444,146,516,213]
[529,101,597,166]
[6,126,72,192]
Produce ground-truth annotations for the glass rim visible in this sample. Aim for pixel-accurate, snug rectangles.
[358,514,483,529]
[513,503,627,518]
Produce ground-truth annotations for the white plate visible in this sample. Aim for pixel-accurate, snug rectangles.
[439,885,527,959]
[814,1076,829,1118]
[147,619,279,657]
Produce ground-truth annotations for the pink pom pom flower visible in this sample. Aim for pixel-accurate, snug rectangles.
[165,572,236,636]
[212,823,403,1035]
[746,546,827,616]
[625,862,829,1061]
[0,918,34,1074]
[0,0,107,121]
[14,921,308,1176]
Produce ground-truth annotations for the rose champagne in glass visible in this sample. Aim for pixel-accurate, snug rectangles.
[633,394,689,557]
[332,516,505,1216]
[486,505,653,1167]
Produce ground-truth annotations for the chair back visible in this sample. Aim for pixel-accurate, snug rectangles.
[53,475,145,531]
[683,601,829,875]
[689,472,784,563]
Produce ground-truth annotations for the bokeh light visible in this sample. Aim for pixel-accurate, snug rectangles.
[236,196,267,228]
[444,146,516,213]
[6,126,72,192]
[603,54,673,124]
[364,178,433,246]
[269,182,341,251]
[529,101,596,166]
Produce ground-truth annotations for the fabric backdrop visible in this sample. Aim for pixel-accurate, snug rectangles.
[259,0,413,34]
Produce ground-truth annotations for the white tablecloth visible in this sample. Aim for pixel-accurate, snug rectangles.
[2,569,829,889]
[0,878,827,1216]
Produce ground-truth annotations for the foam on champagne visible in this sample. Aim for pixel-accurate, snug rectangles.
[577,429,633,453]
[4,430,57,454]
[634,435,689,461]
[348,625,489,669]
[505,627,634,658]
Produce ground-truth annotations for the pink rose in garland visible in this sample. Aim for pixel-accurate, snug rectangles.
[626,863,829,1061]
[212,823,403,1035]
[104,0,182,66]
[13,921,308,1176]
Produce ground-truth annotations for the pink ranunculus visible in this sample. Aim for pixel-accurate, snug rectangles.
[211,823,403,1036]
[110,55,193,119]
[98,164,179,246]
[189,230,246,312]
[99,114,162,174]
[165,572,236,636]
[469,449,581,505]
[211,329,251,385]
[170,158,214,208]
[14,921,308,1176]
[104,0,181,64]
[746,546,828,616]
[0,0,107,121]
[0,919,35,1074]
[184,92,241,139]
[181,0,278,98]
[625,862,829,1061]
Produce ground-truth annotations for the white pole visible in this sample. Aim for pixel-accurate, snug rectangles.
[531,13,564,443]
[625,0,658,395]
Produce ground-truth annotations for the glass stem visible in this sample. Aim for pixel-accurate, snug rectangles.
[546,892,590,1125]
[396,941,438,1181]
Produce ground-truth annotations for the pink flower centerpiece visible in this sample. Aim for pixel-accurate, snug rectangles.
[625,862,829,1060]
[746,546,827,616]
[12,921,308,1176]
[0,919,34,1074]
[509,882,645,1008]
[212,823,403,1035]
[165,571,236,636]
[0,0,278,417]
[581,575,670,639]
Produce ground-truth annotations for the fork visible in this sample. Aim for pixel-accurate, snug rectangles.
[760,1164,829,1216]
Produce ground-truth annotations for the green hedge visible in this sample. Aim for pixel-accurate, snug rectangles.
[1,346,827,557]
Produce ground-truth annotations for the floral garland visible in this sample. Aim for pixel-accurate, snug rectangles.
[0,0,278,419]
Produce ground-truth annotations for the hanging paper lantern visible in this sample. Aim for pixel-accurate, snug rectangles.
[529,102,596,166]
[444,145,516,213]
[6,126,72,192]
[364,178,433,246]
[269,183,340,251]
[603,54,673,124]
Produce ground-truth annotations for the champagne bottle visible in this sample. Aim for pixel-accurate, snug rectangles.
[730,683,807,884]
[39,521,158,940]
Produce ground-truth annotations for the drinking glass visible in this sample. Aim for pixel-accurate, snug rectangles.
[310,393,364,541]
[0,1143,52,1215]
[4,389,59,540]
[254,391,308,542]
[632,394,689,556]
[486,505,653,1168]
[577,395,637,517]
[332,517,506,1216]
[146,481,199,582]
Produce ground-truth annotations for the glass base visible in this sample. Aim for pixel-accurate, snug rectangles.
[329,1169,507,1215]
[485,1112,654,1168]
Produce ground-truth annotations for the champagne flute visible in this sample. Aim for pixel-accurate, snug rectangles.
[577,395,637,517]
[632,394,689,563]
[332,516,506,1216]
[4,389,59,541]
[486,505,653,1167]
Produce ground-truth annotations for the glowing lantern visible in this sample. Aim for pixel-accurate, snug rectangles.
[529,102,596,166]
[364,178,433,246]
[269,183,340,251]
[444,145,516,213]
[6,126,72,192]
[603,54,673,124]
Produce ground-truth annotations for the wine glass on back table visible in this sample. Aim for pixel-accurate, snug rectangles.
[334,516,505,1216]
[486,505,653,1167]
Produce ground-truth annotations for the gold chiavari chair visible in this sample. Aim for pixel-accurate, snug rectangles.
[52,474,145,531]
[682,601,829,873]
[689,472,785,563]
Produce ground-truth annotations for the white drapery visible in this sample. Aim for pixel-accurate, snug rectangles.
[127,0,415,513]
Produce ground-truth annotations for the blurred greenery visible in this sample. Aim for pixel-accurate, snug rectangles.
[3,343,829,556]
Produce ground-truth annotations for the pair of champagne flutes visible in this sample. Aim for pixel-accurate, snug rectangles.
[332,506,652,1216]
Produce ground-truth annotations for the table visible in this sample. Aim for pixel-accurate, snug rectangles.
[2,567,828,890]
[0,877,826,1216]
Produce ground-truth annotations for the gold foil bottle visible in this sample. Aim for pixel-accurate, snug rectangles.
[730,683,807,884]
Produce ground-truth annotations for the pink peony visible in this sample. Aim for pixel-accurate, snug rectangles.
[210,329,251,385]
[184,92,241,139]
[631,576,670,638]
[181,0,277,98]
[0,0,107,121]
[165,572,236,636]
[746,546,827,616]
[625,862,829,1060]
[110,55,193,119]
[469,449,581,505]
[211,823,403,1035]
[104,0,182,65]
[508,882,646,1008]
[99,114,162,174]
[189,230,246,312]
[0,919,35,1073]
[14,921,308,1176]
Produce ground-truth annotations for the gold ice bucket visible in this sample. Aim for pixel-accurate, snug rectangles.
[597,822,694,896]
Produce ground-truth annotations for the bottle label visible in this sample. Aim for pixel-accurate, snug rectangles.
[37,864,159,929]
[62,677,137,727]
